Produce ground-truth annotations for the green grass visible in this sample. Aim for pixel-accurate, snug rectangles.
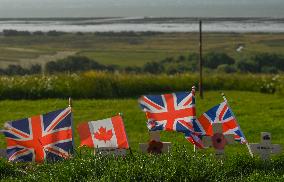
[0,91,282,150]
[0,91,283,181]
[78,50,185,67]
[1,149,283,181]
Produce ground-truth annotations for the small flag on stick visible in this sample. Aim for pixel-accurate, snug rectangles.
[3,107,74,163]
[196,94,247,145]
[77,115,129,149]
[139,87,204,147]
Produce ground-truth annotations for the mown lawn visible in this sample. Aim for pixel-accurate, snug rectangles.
[0,91,283,181]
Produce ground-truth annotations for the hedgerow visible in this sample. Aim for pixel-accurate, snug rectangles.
[0,72,282,99]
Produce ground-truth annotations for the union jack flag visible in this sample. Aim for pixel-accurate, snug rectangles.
[3,107,74,163]
[139,90,203,147]
[197,102,247,144]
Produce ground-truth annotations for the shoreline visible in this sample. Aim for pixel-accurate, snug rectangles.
[0,17,284,33]
[0,17,284,21]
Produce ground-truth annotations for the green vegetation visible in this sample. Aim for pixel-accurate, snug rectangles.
[0,64,41,75]
[0,91,283,181]
[45,56,114,73]
[1,32,284,69]
[1,52,284,75]
[0,30,284,181]
[0,150,283,181]
[0,72,282,100]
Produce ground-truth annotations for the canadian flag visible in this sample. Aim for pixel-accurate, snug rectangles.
[77,115,129,149]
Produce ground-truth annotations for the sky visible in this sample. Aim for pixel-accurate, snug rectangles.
[0,0,283,18]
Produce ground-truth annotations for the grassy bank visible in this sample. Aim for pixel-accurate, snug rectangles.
[0,91,283,181]
[1,149,283,181]
[0,91,283,149]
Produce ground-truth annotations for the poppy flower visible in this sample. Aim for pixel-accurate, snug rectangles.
[147,140,163,154]
[212,133,226,150]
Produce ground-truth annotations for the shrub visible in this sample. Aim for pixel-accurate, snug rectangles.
[237,59,258,73]
[204,52,235,69]
[261,66,278,74]
[3,29,31,36]
[33,31,45,36]
[143,62,164,74]
[217,64,237,73]
[45,56,106,73]
[252,53,284,71]
[46,30,66,36]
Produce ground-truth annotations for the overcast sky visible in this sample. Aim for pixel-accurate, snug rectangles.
[0,0,283,18]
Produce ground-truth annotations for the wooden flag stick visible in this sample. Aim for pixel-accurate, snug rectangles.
[221,92,251,155]
[3,122,10,130]
[192,85,198,152]
[221,93,246,137]
[199,20,204,99]
[118,112,132,157]
[68,97,72,107]
[191,85,196,95]
[68,97,76,154]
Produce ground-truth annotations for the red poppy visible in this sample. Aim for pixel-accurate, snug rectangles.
[147,140,163,154]
[212,133,226,150]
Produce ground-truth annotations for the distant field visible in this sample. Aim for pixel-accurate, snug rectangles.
[79,50,184,67]
[0,32,284,68]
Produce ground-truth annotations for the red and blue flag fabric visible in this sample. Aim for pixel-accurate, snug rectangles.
[197,101,247,144]
[3,107,73,163]
[139,91,203,147]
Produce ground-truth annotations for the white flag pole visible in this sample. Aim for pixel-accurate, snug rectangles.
[191,86,199,152]
[118,112,133,156]
[221,92,252,156]
[1,122,11,133]
[191,85,196,96]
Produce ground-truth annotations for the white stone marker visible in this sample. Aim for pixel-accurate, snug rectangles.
[94,147,127,157]
[202,123,235,158]
[139,131,171,154]
[248,132,282,160]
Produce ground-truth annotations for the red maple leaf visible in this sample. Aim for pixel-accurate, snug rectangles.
[94,127,113,143]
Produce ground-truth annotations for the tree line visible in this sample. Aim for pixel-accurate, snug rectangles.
[0,52,283,75]
[1,29,162,37]
[0,64,42,75]
[2,29,67,36]
[0,56,116,75]
[127,52,284,74]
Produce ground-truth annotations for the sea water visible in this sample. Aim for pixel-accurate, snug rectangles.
[0,18,284,33]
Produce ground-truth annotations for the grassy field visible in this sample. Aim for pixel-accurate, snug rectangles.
[0,91,283,181]
[1,32,284,68]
